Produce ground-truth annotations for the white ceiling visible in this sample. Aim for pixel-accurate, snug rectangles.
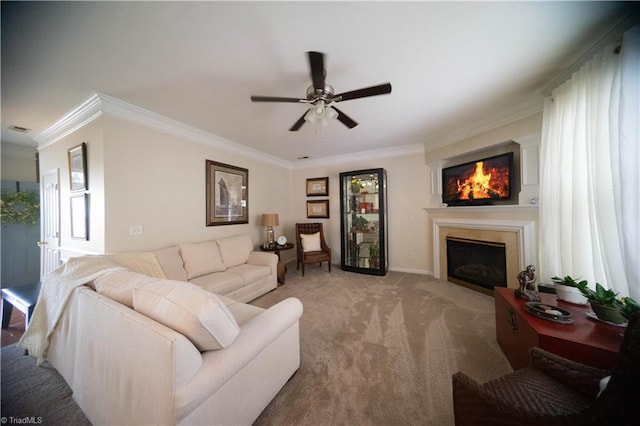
[1,1,634,163]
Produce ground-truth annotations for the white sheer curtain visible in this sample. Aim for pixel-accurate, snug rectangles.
[539,31,635,296]
[619,26,640,300]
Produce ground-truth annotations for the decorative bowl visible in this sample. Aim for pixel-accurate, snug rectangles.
[555,283,589,305]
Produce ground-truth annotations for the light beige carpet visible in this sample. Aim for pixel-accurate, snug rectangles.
[252,267,512,425]
[1,267,512,425]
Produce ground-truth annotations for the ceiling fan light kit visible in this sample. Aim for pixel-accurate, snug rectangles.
[251,51,392,133]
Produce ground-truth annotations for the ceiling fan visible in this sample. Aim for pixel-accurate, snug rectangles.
[251,51,392,131]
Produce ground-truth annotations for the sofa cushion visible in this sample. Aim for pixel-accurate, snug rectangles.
[216,235,253,268]
[189,271,245,296]
[153,246,188,281]
[300,232,322,252]
[180,241,226,279]
[226,264,271,284]
[133,280,240,351]
[94,270,159,308]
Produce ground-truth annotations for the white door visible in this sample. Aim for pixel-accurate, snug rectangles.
[39,169,60,277]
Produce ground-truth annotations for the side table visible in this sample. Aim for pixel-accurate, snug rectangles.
[260,243,295,284]
[495,287,623,370]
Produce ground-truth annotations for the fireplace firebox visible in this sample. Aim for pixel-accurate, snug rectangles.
[446,236,507,293]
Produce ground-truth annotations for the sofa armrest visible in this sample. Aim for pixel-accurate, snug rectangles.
[247,251,278,269]
[176,297,303,415]
[530,347,609,399]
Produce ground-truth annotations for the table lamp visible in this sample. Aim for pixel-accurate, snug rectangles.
[261,213,279,247]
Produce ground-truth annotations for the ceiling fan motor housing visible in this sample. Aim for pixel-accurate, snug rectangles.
[306,84,335,104]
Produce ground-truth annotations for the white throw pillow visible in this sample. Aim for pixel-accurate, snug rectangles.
[133,280,240,351]
[300,232,322,252]
[216,235,253,268]
[94,270,159,308]
[179,241,226,279]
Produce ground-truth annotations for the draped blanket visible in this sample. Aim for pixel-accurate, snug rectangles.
[19,253,166,364]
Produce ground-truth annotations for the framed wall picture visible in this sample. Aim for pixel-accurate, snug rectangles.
[68,142,88,192]
[307,199,329,218]
[70,193,89,240]
[206,160,249,226]
[306,177,329,196]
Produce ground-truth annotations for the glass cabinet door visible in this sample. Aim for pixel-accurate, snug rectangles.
[339,168,387,275]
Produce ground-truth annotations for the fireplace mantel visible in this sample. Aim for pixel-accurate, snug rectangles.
[424,205,538,214]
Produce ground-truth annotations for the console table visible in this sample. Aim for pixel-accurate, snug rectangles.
[495,287,623,370]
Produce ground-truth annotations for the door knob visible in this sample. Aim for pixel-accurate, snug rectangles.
[37,241,48,247]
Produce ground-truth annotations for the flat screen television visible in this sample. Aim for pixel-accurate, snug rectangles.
[441,152,514,206]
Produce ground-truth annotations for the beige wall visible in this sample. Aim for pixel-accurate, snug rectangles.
[35,107,543,275]
[37,115,294,256]
[38,119,106,254]
[101,116,293,252]
[291,150,430,273]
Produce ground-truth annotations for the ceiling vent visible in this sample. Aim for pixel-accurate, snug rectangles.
[8,125,31,133]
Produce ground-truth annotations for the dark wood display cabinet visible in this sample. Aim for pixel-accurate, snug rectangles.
[339,168,388,276]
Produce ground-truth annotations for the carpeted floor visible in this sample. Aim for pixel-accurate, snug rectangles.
[1,266,512,425]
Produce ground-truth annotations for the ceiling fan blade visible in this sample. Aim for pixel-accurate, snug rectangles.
[334,82,392,102]
[251,95,306,103]
[289,112,307,131]
[308,51,325,92]
[331,106,358,129]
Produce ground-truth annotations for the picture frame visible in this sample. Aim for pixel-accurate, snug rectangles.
[70,193,89,240]
[307,199,329,218]
[68,142,88,192]
[306,176,329,196]
[206,160,249,226]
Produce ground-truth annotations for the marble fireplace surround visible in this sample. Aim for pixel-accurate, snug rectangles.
[432,215,536,289]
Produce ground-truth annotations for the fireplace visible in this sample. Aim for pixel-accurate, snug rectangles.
[446,236,507,293]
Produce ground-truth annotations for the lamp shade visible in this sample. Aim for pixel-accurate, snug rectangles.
[261,213,279,227]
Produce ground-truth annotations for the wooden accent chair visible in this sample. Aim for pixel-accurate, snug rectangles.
[451,312,640,425]
[295,223,332,277]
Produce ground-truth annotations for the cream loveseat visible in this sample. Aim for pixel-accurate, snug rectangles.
[19,235,302,425]
[153,234,278,302]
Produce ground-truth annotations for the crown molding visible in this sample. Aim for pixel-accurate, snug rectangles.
[36,94,103,149]
[423,95,543,152]
[36,92,291,168]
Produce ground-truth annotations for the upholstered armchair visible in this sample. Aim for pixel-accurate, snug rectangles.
[451,312,639,425]
[295,223,332,277]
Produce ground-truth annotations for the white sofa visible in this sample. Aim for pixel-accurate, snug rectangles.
[153,234,278,303]
[45,268,303,425]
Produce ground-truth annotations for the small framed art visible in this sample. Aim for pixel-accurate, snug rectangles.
[306,177,329,197]
[68,143,88,192]
[307,199,329,218]
[206,160,249,226]
[70,193,89,240]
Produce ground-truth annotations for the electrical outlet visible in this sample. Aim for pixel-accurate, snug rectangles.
[410,251,415,259]
[129,225,143,235]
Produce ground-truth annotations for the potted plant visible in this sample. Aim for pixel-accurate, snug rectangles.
[369,241,380,269]
[551,275,589,305]
[577,282,627,324]
[354,215,369,231]
[620,296,640,320]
